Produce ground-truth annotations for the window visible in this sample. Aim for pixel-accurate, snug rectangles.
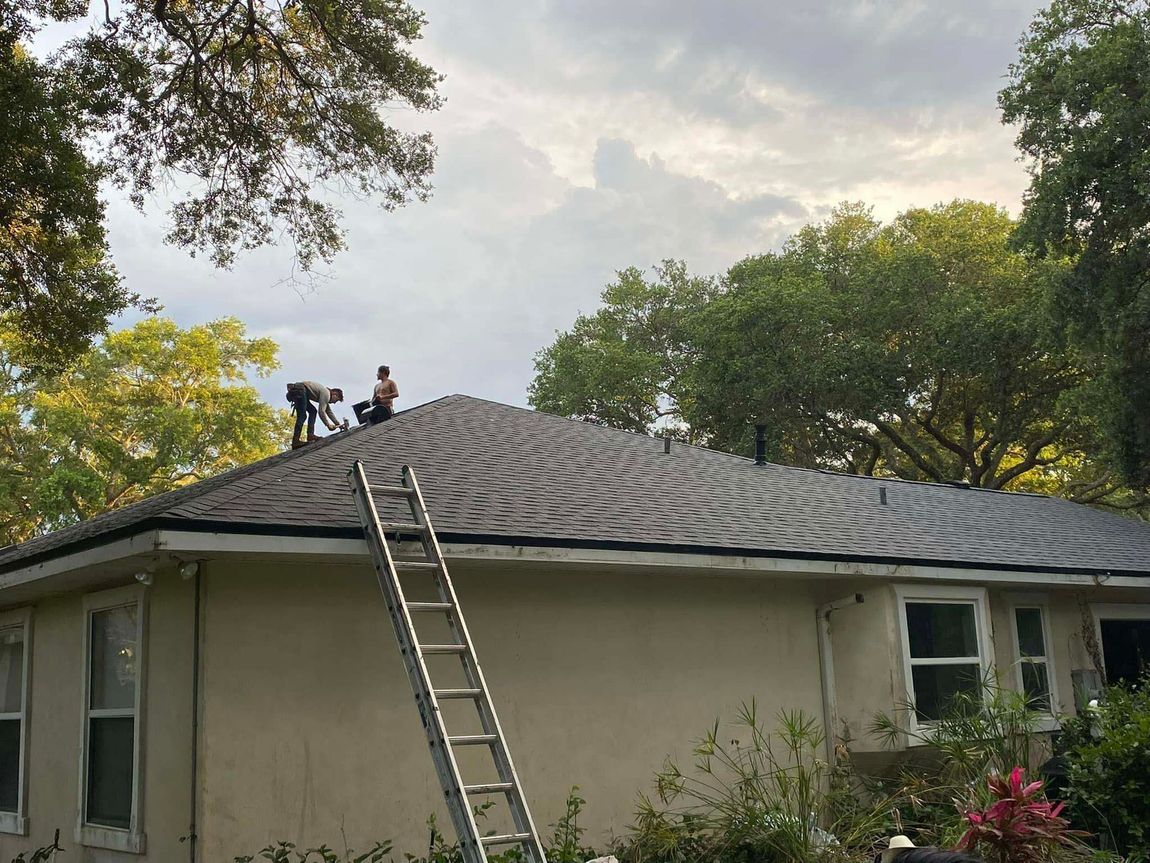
[0,609,30,835]
[896,586,992,727]
[79,587,146,853]
[1091,604,1150,687]
[1009,602,1056,715]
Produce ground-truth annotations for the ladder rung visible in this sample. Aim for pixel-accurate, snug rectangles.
[370,484,414,497]
[448,734,498,746]
[408,602,453,612]
[434,688,483,699]
[394,561,439,571]
[481,833,532,847]
[376,522,428,533]
[464,783,514,795]
[421,644,468,654]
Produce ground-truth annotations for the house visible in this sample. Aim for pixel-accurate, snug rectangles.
[0,394,1148,862]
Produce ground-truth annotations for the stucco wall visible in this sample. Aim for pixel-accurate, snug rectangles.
[196,560,828,860]
[0,568,194,863]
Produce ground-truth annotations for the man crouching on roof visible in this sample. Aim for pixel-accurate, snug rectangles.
[286,381,344,449]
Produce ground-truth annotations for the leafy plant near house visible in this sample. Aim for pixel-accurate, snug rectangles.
[956,767,1085,863]
[869,674,1053,846]
[624,702,900,863]
[547,786,601,863]
[233,840,394,863]
[1058,680,1150,858]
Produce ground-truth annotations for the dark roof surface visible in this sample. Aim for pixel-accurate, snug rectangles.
[3,394,1150,576]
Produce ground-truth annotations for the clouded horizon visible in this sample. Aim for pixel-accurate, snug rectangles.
[92,0,1045,417]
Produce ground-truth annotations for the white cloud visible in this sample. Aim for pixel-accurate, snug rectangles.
[100,0,1045,421]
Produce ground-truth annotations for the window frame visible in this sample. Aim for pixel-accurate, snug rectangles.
[76,585,147,854]
[0,607,32,836]
[894,584,994,735]
[1006,595,1060,730]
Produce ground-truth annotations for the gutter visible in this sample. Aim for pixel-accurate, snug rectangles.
[4,525,1150,591]
[816,593,864,765]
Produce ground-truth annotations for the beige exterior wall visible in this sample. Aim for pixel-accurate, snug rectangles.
[0,567,194,863]
[196,560,828,861]
[2,549,1149,862]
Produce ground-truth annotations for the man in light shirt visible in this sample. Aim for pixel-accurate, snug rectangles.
[286,380,344,449]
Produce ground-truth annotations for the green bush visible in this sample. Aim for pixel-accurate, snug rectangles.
[622,702,900,863]
[869,673,1054,847]
[1059,682,1150,859]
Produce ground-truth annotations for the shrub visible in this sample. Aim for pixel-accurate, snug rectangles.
[624,702,900,863]
[1059,682,1150,858]
[956,767,1084,863]
[6,830,63,863]
[869,674,1054,847]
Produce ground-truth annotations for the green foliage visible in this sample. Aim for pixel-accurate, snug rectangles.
[1059,682,1150,857]
[1,0,441,366]
[547,787,600,863]
[233,840,394,863]
[0,39,144,372]
[869,675,1054,848]
[531,202,1144,511]
[529,261,716,438]
[1000,0,1150,488]
[624,702,899,863]
[0,316,288,544]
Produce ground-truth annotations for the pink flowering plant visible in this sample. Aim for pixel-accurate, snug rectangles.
[956,767,1085,863]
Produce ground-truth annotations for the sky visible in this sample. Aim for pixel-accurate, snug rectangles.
[71,0,1048,416]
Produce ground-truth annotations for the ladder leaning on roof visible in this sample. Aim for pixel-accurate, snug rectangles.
[347,460,547,863]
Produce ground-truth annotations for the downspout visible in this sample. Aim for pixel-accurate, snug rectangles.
[816,593,864,765]
[189,564,203,863]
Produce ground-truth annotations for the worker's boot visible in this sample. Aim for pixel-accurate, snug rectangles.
[291,436,311,450]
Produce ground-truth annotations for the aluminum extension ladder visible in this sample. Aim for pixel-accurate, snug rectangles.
[348,461,547,863]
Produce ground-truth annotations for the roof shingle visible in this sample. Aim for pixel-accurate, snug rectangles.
[3,394,1150,576]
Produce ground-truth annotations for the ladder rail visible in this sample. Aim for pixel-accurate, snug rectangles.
[403,466,548,862]
[349,462,488,863]
[349,461,547,863]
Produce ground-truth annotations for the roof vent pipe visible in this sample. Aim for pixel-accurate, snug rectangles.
[754,424,767,466]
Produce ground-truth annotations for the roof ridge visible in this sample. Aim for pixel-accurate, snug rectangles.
[482,397,1054,500]
[168,395,463,519]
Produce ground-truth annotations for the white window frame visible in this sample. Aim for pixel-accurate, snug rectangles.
[894,584,995,734]
[1090,603,1150,684]
[1006,595,1060,731]
[0,608,32,836]
[76,585,147,854]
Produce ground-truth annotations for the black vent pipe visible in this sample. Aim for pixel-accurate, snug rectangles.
[754,424,767,466]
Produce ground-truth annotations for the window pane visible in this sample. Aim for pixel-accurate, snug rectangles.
[91,606,138,711]
[1015,607,1046,658]
[0,719,19,813]
[911,663,982,721]
[1021,661,1052,713]
[0,629,23,714]
[86,717,134,829]
[906,602,979,658]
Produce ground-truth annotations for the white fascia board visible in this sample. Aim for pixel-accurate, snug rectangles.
[0,531,163,590]
[157,530,1150,588]
[4,528,1148,590]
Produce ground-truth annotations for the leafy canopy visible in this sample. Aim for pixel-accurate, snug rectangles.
[1,0,441,367]
[1000,0,1150,487]
[0,316,287,544]
[530,201,1144,511]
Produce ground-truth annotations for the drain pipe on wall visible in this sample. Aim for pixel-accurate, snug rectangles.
[816,593,864,766]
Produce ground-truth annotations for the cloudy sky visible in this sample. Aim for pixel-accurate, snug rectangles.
[94,0,1045,415]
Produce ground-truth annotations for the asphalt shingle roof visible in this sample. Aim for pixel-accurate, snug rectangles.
[3,394,1150,576]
